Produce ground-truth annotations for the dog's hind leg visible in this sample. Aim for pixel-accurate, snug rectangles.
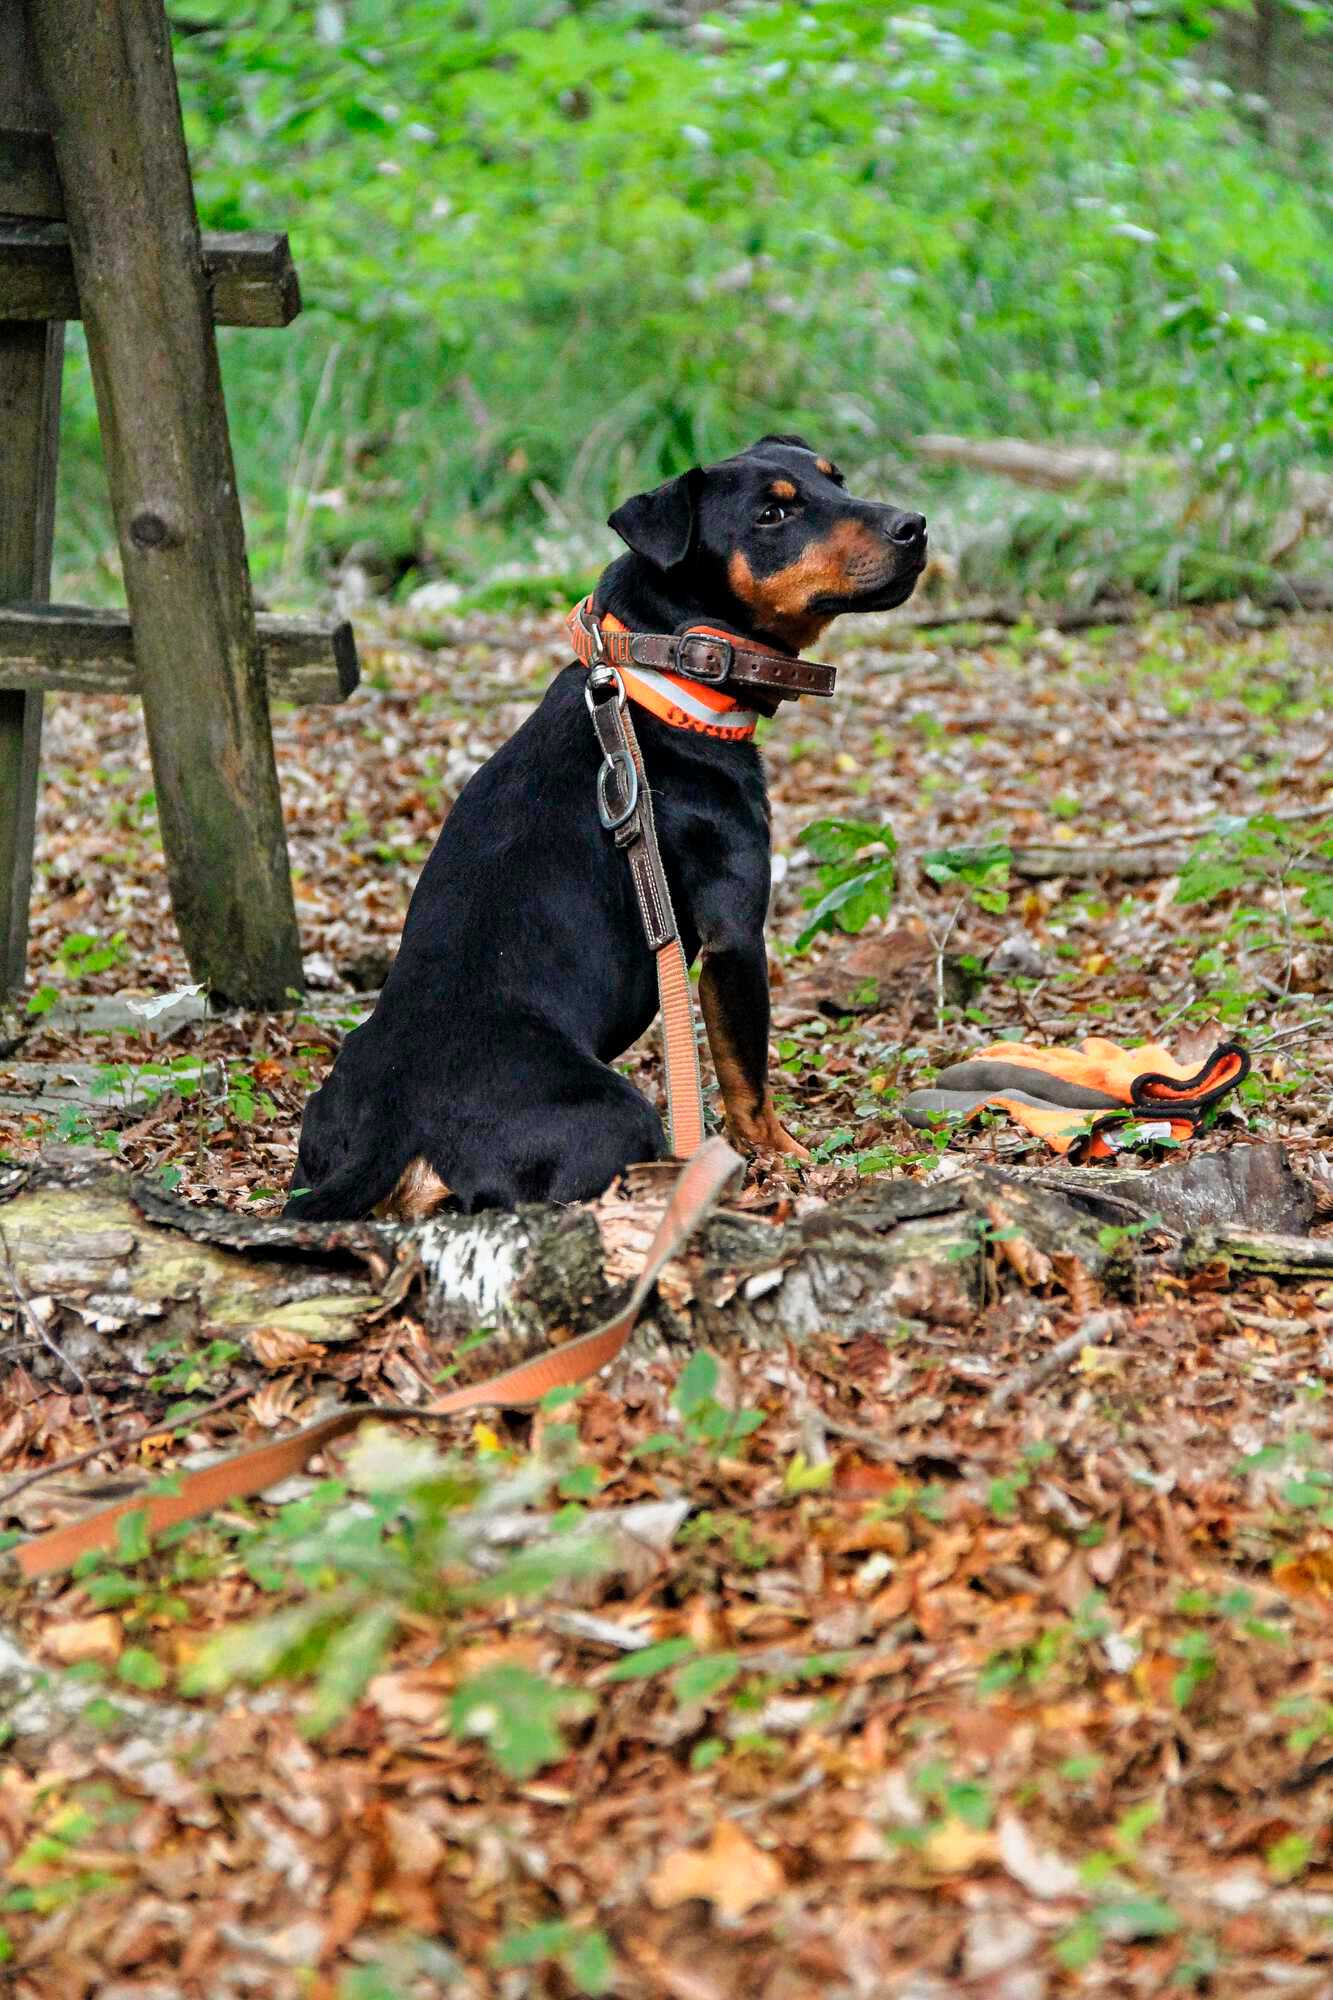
[443,1065,667,1212]
[284,1140,417,1220]
[542,1088,667,1203]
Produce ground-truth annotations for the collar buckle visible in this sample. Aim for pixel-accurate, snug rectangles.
[673,631,733,685]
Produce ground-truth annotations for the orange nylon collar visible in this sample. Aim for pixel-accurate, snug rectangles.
[566,599,763,739]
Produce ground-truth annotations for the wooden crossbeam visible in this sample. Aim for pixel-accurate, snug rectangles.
[0,605,358,705]
[0,219,302,328]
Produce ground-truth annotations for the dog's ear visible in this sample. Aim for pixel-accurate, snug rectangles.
[608,467,704,571]
[753,432,815,453]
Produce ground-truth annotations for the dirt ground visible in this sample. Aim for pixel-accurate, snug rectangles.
[2,603,1332,1998]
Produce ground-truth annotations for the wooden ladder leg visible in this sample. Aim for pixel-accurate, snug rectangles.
[0,320,61,994]
[0,0,64,997]
[25,0,305,1009]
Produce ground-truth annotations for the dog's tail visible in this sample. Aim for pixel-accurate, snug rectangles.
[284,1137,415,1222]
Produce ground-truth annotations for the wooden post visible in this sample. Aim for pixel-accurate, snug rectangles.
[0,0,59,991]
[24,0,304,1008]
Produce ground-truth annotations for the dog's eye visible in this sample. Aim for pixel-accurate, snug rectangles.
[756,502,791,526]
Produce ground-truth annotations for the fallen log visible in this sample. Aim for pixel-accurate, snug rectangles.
[1008,1143,1315,1239]
[2,1144,1317,1561]
[909,433,1333,564]
[0,1152,1127,1460]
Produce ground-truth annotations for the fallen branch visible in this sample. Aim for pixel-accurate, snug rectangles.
[911,433,1145,494]
[891,597,1141,633]
[1182,1226,1333,1279]
[0,1383,255,1511]
[919,800,1331,884]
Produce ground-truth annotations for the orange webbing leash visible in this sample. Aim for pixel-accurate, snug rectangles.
[13,1137,743,1582]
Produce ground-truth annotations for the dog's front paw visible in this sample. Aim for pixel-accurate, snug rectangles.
[726,1101,810,1162]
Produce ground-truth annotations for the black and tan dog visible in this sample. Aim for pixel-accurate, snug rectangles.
[286,437,926,1218]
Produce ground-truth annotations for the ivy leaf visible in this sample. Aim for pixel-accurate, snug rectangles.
[798,817,894,866]
[795,861,895,951]
[672,1652,740,1704]
[303,1604,398,1737]
[451,1665,592,1779]
[116,1647,166,1690]
[673,1349,720,1416]
[606,1637,697,1681]
[1175,855,1246,905]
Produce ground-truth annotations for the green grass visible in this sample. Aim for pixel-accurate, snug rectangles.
[51,0,1333,604]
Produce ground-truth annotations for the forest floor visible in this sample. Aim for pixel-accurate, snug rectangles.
[2,604,1332,1999]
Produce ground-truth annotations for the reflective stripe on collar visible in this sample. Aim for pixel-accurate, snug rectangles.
[618,663,759,739]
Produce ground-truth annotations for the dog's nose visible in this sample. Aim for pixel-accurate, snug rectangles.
[887,511,927,548]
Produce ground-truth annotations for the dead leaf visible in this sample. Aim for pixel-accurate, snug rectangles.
[985,1198,1053,1288]
[648,1819,785,1918]
[997,1815,1082,1900]
[44,1614,122,1666]
[381,1803,445,1880]
[1273,1548,1333,1600]
[964,1907,1039,1979]
[921,1818,998,1873]
[248,1324,326,1369]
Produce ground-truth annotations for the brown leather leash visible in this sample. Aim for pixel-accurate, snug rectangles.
[582,623,708,1160]
[12,1137,743,1582]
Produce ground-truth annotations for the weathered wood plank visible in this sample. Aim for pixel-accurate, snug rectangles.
[0,220,302,328]
[26,0,305,1009]
[0,2,61,995]
[0,127,62,221]
[0,605,359,705]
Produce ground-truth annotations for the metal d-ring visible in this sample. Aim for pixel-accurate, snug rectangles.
[596,746,639,831]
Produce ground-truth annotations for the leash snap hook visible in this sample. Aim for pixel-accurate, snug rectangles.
[584,659,626,716]
[596,747,639,831]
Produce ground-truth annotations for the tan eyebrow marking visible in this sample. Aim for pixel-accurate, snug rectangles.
[769,479,797,500]
[815,458,834,476]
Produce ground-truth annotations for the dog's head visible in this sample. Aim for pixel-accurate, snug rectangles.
[608,435,927,651]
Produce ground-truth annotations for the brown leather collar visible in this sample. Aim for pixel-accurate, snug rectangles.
[567,598,836,705]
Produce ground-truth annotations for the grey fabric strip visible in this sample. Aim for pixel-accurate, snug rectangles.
[902,1085,1093,1129]
[931,1060,1124,1110]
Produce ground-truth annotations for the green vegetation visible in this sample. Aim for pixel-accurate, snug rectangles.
[53,0,1332,604]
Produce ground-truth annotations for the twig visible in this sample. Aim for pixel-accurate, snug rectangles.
[987,1310,1121,1411]
[1251,1014,1333,1051]
[815,1410,913,1463]
[933,895,966,1031]
[0,1381,254,1512]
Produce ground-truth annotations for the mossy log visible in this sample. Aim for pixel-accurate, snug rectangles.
[0,1153,1128,1404]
